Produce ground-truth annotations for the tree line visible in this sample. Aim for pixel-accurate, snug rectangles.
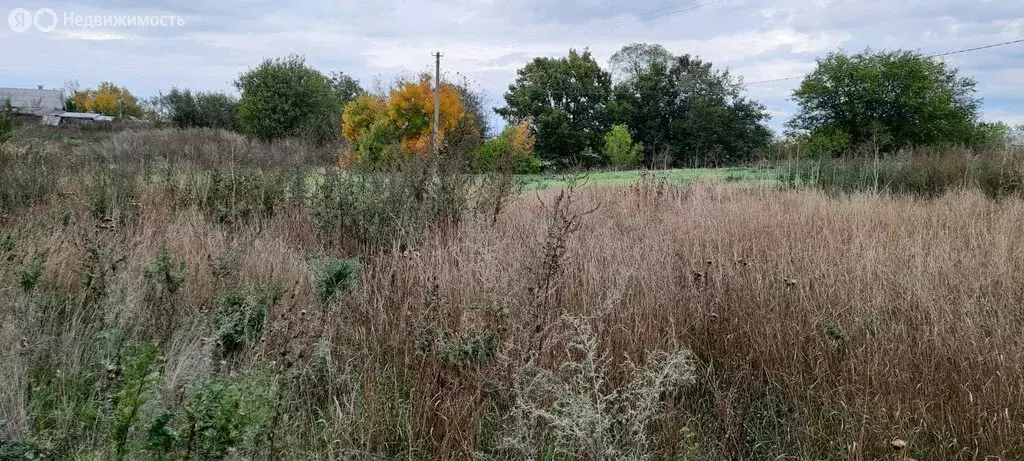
[60,44,1022,171]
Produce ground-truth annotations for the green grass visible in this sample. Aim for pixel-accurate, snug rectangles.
[519,166,778,190]
[135,166,776,200]
[297,166,778,196]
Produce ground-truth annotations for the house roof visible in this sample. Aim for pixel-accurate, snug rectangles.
[0,87,64,111]
[60,112,115,122]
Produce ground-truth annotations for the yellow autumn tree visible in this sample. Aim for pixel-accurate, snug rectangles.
[386,75,465,155]
[339,75,468,168]
[341,94,386,141]
[478,119,542,173]
[71,82,141,117]
[509,119,536,156]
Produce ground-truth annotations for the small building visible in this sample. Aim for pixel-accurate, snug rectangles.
[2,86,120,126]
[0,86,65,120]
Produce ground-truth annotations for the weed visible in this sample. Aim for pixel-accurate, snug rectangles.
[783,147,1023,198]
[208,251,240,282]
[25,363,104,457]
[0,143,60,213]
[311,258,359,304]
[497,318,697,460]
[111,343,163,460]
[202,169,289,225]
[144,411,180,459]
[17,251,47,292]
[0,99,14,143]
[84,165,139,224]
[213,285,284,355]
[77,233,126,310]
[415,307,504,369]
[180,366,277,459]
[313,156,472,248]
[3,127,1024,459]
[143,249,187,295]
[528,175,598,341]
[742,389,796,460]
[0,232,15,260]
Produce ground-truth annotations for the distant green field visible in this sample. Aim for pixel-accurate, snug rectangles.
[518,166,778,190]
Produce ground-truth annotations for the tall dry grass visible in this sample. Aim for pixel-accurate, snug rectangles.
[1,131,1023,459]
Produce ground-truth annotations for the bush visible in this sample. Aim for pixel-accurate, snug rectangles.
[312,258,360,304]
[158,88,238,130]
[200,169,292,224]
[798,127,851,158]
[603,124,643,169]
[18,251,47,291]
[476,121,542,174]
[497,318,697,459]
[111,343,163,460]
[313,155,472,248]
[783,147,1023,198]
[143,248,187,295]
[213,285,284,355]
[0,232,15,259]
[178,368,277,460]
[0,99,14,142]
[350,120,403,167]
[0,142,61,213]
[235,55,342,143]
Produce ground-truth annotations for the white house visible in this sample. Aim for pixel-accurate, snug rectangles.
[0,86,64,117]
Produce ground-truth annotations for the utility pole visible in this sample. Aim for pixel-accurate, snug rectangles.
[433,51,442,155]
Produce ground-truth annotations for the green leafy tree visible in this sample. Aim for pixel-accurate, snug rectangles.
[797,126,852,158]
[328,71,364,107]
[608,43,673,83]
[453,76,490,148]
[235,55,342,143]
[497,49,612,168]
[477,120,542,173]
[612,49,771,167]
[603,124,642,169]
[788,49,981,151]
[975,121,1011,147]
[159,88,238,130]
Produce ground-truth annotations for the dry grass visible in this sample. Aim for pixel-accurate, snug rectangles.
[1,132,1023,459]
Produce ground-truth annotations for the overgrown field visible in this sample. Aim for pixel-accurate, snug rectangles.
[1,129,1023,460]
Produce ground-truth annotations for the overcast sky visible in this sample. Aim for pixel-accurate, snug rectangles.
[1,0,1021,133]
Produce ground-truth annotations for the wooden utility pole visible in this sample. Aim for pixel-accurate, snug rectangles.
[433,51,442,155]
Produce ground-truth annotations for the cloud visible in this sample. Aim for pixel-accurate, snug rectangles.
[0,0,1020,133]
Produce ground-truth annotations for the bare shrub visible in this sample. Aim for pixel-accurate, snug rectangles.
[497,317,697,460]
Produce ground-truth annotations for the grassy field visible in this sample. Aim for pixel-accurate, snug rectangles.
[1,128,1023,460]
[519,166,777,190]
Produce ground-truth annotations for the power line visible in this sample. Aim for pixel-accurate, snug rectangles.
[449,0,727,92]
[461,32,1023,94]
[926,38,1024,58]
[745,38,1024,85]
[453,31,1023,94]
[744,75,802,85]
